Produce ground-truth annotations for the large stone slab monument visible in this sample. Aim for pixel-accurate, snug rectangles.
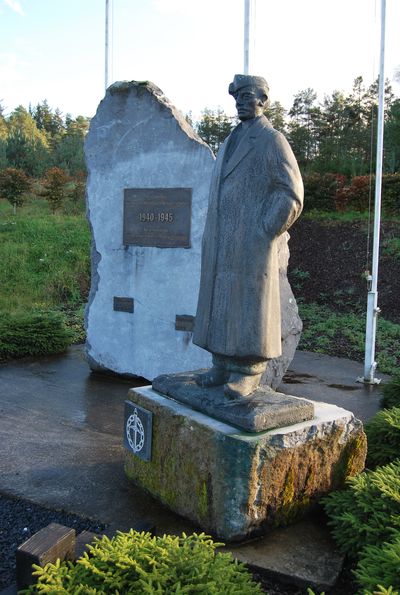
[85,80,302,387]
[123,75,367,541]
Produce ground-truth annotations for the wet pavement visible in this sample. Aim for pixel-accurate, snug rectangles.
[0,345,388,588]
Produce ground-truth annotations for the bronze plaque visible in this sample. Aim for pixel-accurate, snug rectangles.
[114,297,134,313]
[123,188,192,248]
[175,315,195,332]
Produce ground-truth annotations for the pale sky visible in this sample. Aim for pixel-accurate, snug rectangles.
[1,0,399,120]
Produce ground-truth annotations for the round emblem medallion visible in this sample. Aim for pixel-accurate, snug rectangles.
[126,408,145,453]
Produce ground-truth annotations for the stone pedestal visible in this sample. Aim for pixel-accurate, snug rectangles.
[124,386,366,541]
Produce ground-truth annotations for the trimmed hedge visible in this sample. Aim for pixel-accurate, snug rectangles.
[381,371,400,409]
[323,460,400,558]
[303,172,400,214]
[0,310,72,360]
[365,406,400,468]
[23,531,262,594]
[355,535,400,593]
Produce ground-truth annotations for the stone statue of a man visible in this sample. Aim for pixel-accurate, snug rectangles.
[193,74,304,399]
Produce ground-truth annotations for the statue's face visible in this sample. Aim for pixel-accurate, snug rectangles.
[234,86,265,121]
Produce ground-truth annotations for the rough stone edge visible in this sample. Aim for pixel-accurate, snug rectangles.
[108,80,213,152]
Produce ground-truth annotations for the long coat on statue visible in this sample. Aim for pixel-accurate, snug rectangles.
[193,115,303,360]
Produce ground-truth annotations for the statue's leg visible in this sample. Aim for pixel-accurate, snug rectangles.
[224,358,267,399]
[196,354,230,388]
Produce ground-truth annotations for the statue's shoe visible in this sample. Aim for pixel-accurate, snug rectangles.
[196,367,230,388]
[224,372,262,399]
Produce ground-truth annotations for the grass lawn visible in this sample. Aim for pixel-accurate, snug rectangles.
[0,198,399,374]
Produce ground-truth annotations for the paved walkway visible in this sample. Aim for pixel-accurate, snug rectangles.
[0,346,387,588]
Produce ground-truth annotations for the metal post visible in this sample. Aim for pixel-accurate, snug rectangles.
[105,0,111,92]
[244,0,255,74]
[363,0,386,384]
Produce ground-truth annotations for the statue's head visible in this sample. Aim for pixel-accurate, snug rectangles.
[229,75,269,121]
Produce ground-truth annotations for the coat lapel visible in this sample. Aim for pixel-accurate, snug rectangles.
[222,116,271,178]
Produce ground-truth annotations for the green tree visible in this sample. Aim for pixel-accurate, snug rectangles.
[0,167,31,214]
[287,88,320,170]
[41,166,70,212]
[30,100,64,139]
[54,115,89,174]
[196,107,235,154]
[6,106,50,176]
[264,100,287,133]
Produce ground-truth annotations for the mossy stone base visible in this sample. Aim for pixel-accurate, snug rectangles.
[124,387,366,541]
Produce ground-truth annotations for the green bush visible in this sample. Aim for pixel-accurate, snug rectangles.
[303,173,346,212]
[23,531,262,594]
[381,371,400,409]
[323,460,400,558]
[0,310,72,360]
[364,586,399,595]
[365,407,400,468]
[355,533,400,592]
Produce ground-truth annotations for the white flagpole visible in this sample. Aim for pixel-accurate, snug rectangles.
[105,0,111,91]
[363,0,386,384]
[244,0,255,74]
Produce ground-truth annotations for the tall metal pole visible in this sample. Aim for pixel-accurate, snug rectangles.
[105,0,111,92]
[244,0,255,74]
[363,0,386,384]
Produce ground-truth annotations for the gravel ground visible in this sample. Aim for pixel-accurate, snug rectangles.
[0,493,106,591]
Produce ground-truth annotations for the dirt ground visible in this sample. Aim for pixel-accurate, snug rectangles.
[288,218,400,324]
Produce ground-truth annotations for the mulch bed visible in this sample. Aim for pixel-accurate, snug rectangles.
[288,218,400,324]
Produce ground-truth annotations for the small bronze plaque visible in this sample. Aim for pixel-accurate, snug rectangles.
[123,188,192,248]
[113,297,134,313]
[175,315,195,332]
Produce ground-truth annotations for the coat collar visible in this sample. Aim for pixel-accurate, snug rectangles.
[222,115,272,178]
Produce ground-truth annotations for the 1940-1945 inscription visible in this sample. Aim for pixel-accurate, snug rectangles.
[123,188,192,248]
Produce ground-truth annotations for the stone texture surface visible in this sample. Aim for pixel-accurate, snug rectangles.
[265,233,302,389]
[226,518,344,590]
[124,386,367,541]
[84,81,213,379]
[152,371,314,432]
[85,80,301,386]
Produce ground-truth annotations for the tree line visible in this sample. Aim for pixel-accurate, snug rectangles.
[0,99,89,178]
[194,76,400,177]
[1,75,400,214]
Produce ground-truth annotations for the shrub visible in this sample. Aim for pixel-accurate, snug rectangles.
[364,586,399,595]
[382,174,400,215]
[323,460,400,558]
[40,167,70,213]
[365,407,400,468]
[24,531,262,594]
[0,167,31,213]
[303,173,346,212]
[355,533,400,592]
[381,371,400,409]
[0,310,72,360]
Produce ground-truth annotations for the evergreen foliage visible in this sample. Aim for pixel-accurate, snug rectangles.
[0,311,72,360]
[355,535,400,593]
[195,107,235,154]
[23,531,262,594]
[381,371,400,408]
[365,407,400,468]
[323,460,400,558]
